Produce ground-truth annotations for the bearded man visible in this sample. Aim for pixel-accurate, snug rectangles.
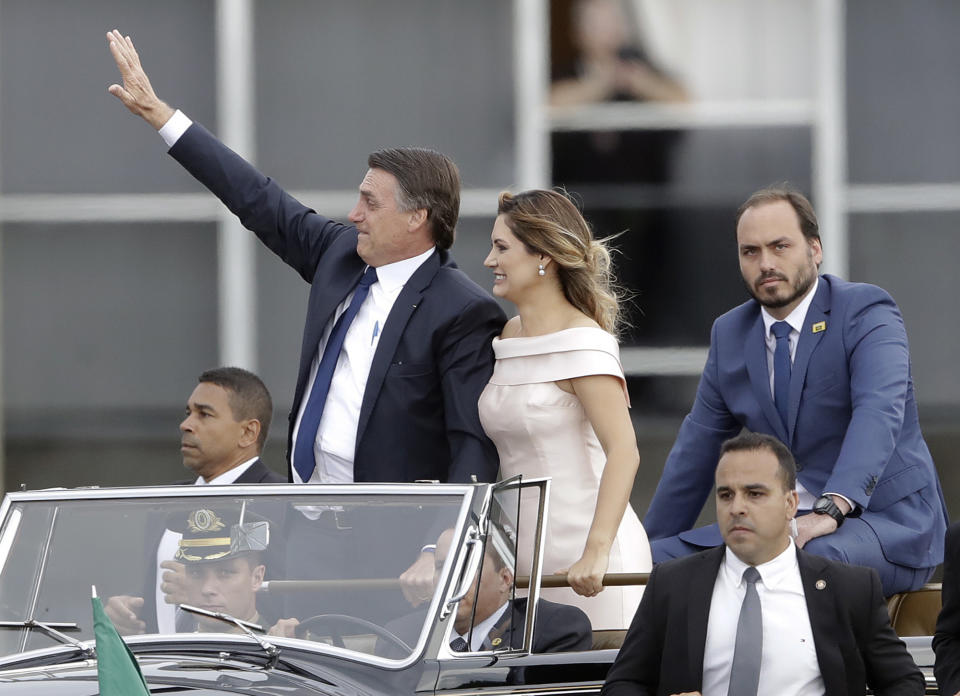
[643,186,946,596]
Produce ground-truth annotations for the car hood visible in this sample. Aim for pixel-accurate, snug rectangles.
[0,649,435,695]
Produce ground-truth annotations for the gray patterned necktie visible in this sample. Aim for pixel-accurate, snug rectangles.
[450,636,469,652]
[728,566,763,696]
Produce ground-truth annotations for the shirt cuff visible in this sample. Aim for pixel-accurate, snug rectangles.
[158,109,193,148]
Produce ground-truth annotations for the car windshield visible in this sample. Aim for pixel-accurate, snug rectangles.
[0,484,475,664]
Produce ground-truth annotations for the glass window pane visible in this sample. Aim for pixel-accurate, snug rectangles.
[2,222,218,427]
[553,127,812,199]
[550,0,814,103]
[849,212,960,410]
[256,241,310,415]
[254,0,515,190]
[568,204,750,347]
[0,0,216,194]
[846,1,960,183]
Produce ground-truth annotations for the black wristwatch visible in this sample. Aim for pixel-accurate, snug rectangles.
[812,495,845,528]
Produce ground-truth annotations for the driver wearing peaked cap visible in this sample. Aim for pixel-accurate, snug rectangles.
[175,507,271,633]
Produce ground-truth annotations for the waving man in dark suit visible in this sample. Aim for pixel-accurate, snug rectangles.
[106,29,506,602]
[105,30,505,491]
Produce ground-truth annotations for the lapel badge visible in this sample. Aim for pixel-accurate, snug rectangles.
[491,637,502,647]
[812,321,826,334]
[815,579,827,590]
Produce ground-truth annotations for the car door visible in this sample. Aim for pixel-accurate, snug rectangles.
[433,476,616,695]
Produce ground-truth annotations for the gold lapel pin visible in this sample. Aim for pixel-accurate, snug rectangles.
[491,637,502,647]
[815,579,827,590]
[812,321,826,334]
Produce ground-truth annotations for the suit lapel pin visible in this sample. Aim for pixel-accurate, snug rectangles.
[812,321,826,334]
[491,637,502,647]
[815,579,827,590]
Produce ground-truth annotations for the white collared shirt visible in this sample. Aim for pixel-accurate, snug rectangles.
[702,541,824,696]
[157,111,435,483]
[158,109,193,147]
[453,601,510,652]
[290,248,435,483]
[193,456,260,486]
[155,456,261,632]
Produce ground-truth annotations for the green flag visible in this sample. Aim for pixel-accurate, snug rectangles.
[91,588,150,696]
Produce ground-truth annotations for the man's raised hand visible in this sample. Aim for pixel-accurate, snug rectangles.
[106,29,174,129]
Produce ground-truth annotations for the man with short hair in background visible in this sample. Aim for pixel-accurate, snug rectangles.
[105,367,283,634]
[644,185,946,596]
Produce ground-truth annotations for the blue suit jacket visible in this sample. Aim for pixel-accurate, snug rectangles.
[168,124,506,484]
[644,274,946,570]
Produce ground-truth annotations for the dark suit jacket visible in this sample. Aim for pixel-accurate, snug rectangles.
[142,458,285,632]
[602,546,923,696]
[934,522,960,694]
[644,274,946,571]
[168,124,506,484]
[233,459,286,484]
[383,596,591,658]
[486,597,592,653]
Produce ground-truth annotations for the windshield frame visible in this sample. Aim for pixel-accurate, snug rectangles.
[0,482,483,671]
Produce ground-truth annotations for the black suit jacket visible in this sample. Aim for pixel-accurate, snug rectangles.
[233,458,286,484]
[934,521,960,694]
[602,546,923,696]
[486,597,592,653]
[169,124,506,484]
[383,596,591,658]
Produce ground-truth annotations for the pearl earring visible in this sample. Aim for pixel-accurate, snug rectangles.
[538,263,545,277]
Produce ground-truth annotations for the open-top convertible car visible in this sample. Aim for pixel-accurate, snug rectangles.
[0,479,940,694]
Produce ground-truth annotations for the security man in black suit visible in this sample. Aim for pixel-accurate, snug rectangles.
[104,367,284,634]
[603,432,922,696]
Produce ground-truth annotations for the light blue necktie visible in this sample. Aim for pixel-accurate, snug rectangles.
[293,267,378,482]
[771,321,792,430]
[728,566,763,696]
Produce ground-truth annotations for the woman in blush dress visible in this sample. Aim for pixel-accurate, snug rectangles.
[478,189,651,631]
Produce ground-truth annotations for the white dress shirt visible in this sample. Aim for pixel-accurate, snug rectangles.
[702,541,824,696]
[154,457,260,633]
[157,110,434,483]
[289,247,435,483]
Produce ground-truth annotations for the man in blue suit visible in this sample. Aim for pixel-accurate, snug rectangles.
[644,185,946,595]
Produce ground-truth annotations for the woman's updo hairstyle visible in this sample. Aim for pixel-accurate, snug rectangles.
[498,189,622,334]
